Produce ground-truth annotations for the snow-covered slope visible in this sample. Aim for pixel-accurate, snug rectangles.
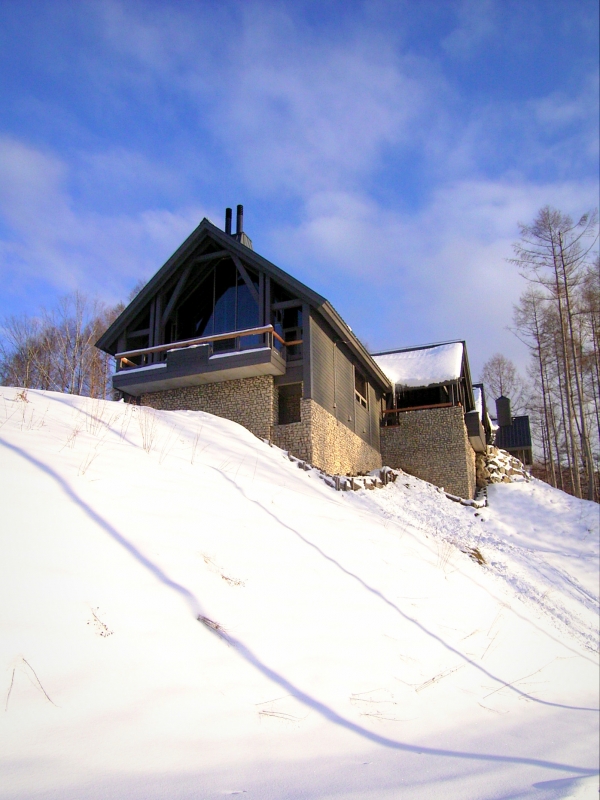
[0,389,598,800]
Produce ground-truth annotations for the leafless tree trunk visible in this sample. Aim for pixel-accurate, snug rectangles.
[511,206,598,501]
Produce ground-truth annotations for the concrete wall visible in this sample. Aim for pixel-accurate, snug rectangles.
[380,406,476,498]
[273,398,382,475]
[140,375,276,441]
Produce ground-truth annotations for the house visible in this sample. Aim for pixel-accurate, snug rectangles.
[372,342,482,498]
[96,207,489,497]
[492,396,533,465]
[96,207,391,477]
[472,382,494,448]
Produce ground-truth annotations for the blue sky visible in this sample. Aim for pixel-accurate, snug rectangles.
[0,0,598,377]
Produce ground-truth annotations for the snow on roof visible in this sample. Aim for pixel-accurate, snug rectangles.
[473,386,483,417]
[372,342,464,388]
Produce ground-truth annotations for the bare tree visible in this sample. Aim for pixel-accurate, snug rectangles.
[511,206,599,500]
[512,289,557,486]
[0,292,124,399]
[0,315,44,389]
[480,353,527,411]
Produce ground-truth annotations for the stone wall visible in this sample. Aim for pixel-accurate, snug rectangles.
[140,375,276,440]
[140,378,381,476]
[380,406,476,498]
[273,398,382,475]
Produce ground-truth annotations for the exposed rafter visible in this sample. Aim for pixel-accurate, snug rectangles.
[161,264,192,327]
[231,254,259,304]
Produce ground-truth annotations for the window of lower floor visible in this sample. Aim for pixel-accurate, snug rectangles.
[278,383,302,424]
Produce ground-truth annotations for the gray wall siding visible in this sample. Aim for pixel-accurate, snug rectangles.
[335,343,355,431]
[302,302,312,399]
[369,383,381,451]
[310,312,380,451]
[354,400,369,441]
[310,315,335,411]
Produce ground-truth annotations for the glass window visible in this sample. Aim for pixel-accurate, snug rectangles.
[214,262,237,335]
[237,271,260,347]
[278,383,302,424]
[272,306,303,360]
[177,272,214,340]
[355,370,368,408]
[175,261,260,350]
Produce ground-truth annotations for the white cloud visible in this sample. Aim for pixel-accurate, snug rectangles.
[0,137,209,308]
[442,0,497,59]
[213,20,431,195]
[89,2,439,197]
[268,177,599,377]
[0,1,596,387]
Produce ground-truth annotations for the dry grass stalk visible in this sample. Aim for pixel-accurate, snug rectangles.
[138,407,158,453]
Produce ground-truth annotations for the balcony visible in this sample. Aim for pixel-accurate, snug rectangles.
[113,325,299,397]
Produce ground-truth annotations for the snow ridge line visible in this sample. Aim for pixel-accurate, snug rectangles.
[0,437,204,619]
[211,463,598,713]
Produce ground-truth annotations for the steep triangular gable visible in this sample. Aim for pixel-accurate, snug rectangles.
[96,217,327,354]
[96,216,391,392]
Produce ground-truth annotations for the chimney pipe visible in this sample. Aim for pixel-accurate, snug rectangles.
[496,396,512,427]
[225,207,232,235]
[236,204,243,235]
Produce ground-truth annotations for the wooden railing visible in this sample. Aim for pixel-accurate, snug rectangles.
[381,402,457,426]
[116,325,302,370]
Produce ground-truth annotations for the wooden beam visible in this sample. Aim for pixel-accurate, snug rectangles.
[231,255,259,304]
[258,272,265,326]
[161,264,192,327]
[383,402,454,415]
[153,293,163,351]
[271,299,302,310]
[265,276,271,323]
[190,250,229,265]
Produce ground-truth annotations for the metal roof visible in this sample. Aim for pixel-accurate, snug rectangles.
[495,416,532,450]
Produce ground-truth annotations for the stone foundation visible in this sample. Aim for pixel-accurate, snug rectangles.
[273,398,382,475]
[380,406,476,498]
[140,375,276,441]
[139,379,380,476]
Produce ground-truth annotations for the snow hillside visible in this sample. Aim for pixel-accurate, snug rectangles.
[0,388,598,800]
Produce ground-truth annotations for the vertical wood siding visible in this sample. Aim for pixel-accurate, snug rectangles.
[335,347,355,430]
[310,312,381,450]
[369,383,381,451]
[310,315,335,411]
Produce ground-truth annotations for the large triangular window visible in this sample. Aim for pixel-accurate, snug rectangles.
[175,261,260,348]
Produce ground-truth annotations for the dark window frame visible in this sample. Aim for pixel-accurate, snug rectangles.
[354,368,368,408]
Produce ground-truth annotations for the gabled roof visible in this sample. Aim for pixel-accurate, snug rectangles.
[371,339,475,411]
[495,416,532,450]
[96,217,392,392]
[371,341,465,388]
[96,217,326,352]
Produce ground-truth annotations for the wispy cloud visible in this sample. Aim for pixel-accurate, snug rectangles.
[0,137,208,306]
[0,0,597,380]
[269,177,598,374]
[442,0,497,59]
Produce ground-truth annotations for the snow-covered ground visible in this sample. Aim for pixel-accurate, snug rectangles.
[0,388,598,800]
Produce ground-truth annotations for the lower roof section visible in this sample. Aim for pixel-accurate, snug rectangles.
[371,342,464,388]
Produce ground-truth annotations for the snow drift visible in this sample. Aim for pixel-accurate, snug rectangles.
[0,389,598,799]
